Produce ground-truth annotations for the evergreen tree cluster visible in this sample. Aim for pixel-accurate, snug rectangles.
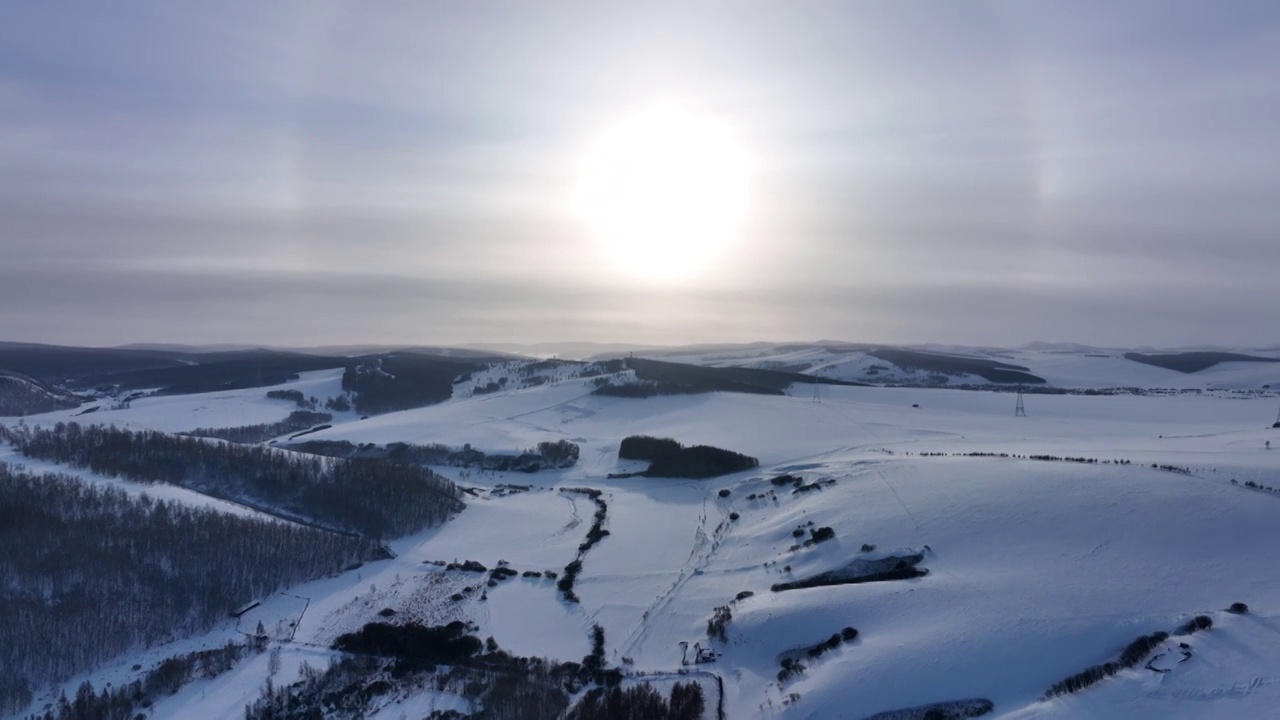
[0,464,379,714]
[0,423,463,538]
[265,389,316,409]
[617,435,759,479]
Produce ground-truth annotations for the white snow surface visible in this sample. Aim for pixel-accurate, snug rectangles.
[8,366,1280,720]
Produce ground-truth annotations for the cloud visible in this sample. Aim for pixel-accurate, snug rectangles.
[2,2,1280,347]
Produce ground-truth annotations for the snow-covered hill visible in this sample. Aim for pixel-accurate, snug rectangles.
[648,343,1280,391]
[5,362,1280,719]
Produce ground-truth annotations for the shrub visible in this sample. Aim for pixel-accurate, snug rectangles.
[1045,631,1169,698]
[1118,632,1169,667]
[558,560,583,603]
[1175,615,1212,635]
[1228,602,1250,615]
[810,526,835,543]
[718,488,731,498]
[266,389,311,408]
[707,605,732,642]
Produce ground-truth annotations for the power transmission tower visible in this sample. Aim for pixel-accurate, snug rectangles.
[812,381,821,403]
[1014,388,1026,417]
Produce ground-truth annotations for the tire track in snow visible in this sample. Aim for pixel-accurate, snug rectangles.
[617,494,734,660]
[875,467,923,536]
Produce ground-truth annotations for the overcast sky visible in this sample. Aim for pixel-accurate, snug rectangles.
[3,1,1279,348]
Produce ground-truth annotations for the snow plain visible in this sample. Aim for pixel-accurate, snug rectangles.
[6,355,1280,719]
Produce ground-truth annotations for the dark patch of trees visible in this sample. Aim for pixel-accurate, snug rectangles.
[557,489,609,603]
[0,342,195,383]
[1174,615,1212,636]
[0,372,83,416]
[582,624,607,680]
[594,357,865,398]
[861,698,995,720]
[793,479,836,494]
[341,354,496,415]
[619,436,684,461]
[1124,351,1280,374]
[777,628,860,683]
[593,381,707,398]
[777,657,804,682]
[616,436,758,479]
[1044,631,1169,698]
[708,605,732,642]
[647,445,759,479]
[569,681,705,720]
[868,348,1045,384]
[332,621,483,673]
[265,389,316,409]
[78,354,346,395]
[0,464,379,714]
[186,410,332,444]
[1241,479,1280,494]
[772,554,928,592]
[0,423,463,539]
[287,438,580,473]
[249,621,680,720]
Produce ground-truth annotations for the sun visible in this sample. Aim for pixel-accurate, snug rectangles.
[574,106,749,281]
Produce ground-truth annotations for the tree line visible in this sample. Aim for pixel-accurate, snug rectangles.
[0,422,464,539]
[185,409,332,444]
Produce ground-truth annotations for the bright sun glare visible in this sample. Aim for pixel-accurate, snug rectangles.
[575,106,749,281]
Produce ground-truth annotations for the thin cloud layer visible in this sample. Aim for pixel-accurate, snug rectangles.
[3,1,1279,347]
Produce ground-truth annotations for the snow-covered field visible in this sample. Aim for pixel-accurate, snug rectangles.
[6,358,1280,719]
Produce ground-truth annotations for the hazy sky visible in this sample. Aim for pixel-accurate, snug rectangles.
[4,1,1279,348]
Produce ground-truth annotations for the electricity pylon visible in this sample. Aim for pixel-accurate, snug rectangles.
[1015,388,1026,417]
